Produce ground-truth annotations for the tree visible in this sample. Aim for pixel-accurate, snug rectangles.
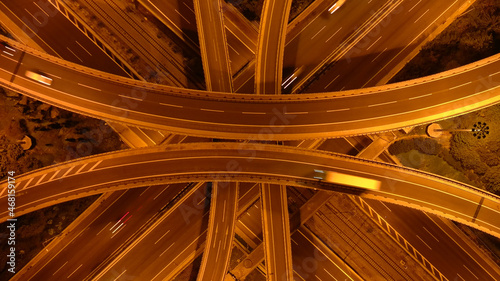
[483,166,500,193]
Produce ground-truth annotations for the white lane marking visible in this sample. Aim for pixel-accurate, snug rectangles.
[113,270,127,281]
[371,47,387,63]
[52,261,68,276]
[380,201,392,212]
[197,197,205,206]
[154,186,168,200]
[174,9,191,23]
[423,213,498,281]
[363,1,458,87]
[24,8,42,24]
[416,234,432,250]
[62,166,75,178]
[159,243,175,257]
[366,36,382,51]
[200,108,224,113]
[152,230,206,281]
[88,160,103,172]
[409,93,432,100]
[183,2,195,13]
[489,70,500,77]
[326,108,349,113]
[3,50,14,56]
[118,94,143,101]
[422,226,439,242]
[325,27,342,43]
[222,200,226,223]
[49,170,60,181]
[96,222,111,236]
[242,111,265,115]
[367,100,397,107]
[449,81,472,90]
[291,239,298,245]
[154,230,171,244]
[224,226,229,249]
[33,1,49,17]
[311,25,326,40]
[78,83,101,92]
[463,264,479,279]
[315,275,323,281]
[215,241,221,262]
[213,224,219,247]
[286,111,308,115]
[66,47,83,62]
[456,273,465,281]
[20,177,34,191]
[229,43,240,55]
[45,72,61,79]
[75,163,89,174]
[159,102,183,108]
[139,186,152,196]
[35,173,47,185]
[324,74,340,90]
[67,264,82,279]
[408,0,422,12]
[323,268,335,279]
[75,41,92,56]
[414,9,429,24]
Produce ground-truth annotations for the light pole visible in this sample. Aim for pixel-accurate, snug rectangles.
[426,122,490,139]
[471,121,489,139]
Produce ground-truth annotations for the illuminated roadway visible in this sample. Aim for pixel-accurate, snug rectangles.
[2,36,500,140]
[1,2,498,278]
[254,0,292,94]
[1,142,500,239]
[193,0,233,93]
[260,184,293,280]
[141,0,257,77]
[195,182,238,281]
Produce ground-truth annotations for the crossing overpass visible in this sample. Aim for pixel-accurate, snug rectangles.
[1,142,499,239]
[1,36,500,140]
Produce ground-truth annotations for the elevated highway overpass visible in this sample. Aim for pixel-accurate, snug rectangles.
[1,142,499,239]
[1,37,500,140]
[193,0,233,93]
[254,0,292,95]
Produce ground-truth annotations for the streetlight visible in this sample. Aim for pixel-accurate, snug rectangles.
[471,121,489,139]
[427,121,490,139]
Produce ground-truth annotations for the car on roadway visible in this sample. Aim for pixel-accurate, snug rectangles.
[1,41,15,54]
[25,70,53,86]
[110,211,132,234]
[328,0,346,14]
[282,66,304,89]
[314,169,381,190]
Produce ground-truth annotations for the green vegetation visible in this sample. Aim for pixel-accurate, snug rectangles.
[388,0,500,196]
[388,106,500,195]
[389,137,472,185]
